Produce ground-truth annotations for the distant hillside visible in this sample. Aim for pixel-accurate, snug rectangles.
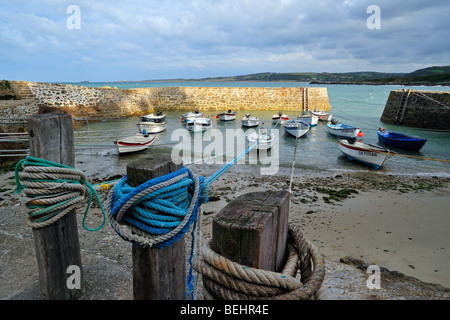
[193,71,406,83]
[121,66,450,86]
[193,66,450,85]
[406,66,450,77]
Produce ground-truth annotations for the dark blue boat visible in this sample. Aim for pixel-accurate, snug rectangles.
[377,128,427,151]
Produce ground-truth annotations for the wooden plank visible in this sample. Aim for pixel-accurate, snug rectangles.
[28,113,82,300]
[127,154,186,300]
[212,191,290,272]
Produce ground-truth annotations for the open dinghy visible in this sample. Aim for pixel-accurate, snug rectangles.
[327,120,363,139]
[247,127,275,150]
[283,119,310,138]
[114,132,156,154]
[338,139,396,169]
[377,127,427,151]
[217,110,237,121]
[241,113,260,127]
[187,117,212,132]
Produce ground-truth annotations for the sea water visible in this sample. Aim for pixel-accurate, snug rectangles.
[70,81,450,180]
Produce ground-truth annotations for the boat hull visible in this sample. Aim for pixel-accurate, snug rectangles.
[247,132,274,150]
[137,121,167,134]
[140,114,166,123]
[377,130,427,151]
[181,111,203,123]
[327,123,361,138]
[311,111,332,121]
[115,133,156,154]
[241,117,259,127]
[338,139,394,169]
[218,112,237,121]
[272,114,289,124]
[297,115,318,127]
[283,120,310,138]
[187,118,212,132]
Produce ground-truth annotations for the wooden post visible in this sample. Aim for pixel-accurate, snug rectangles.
[127,154,186,300]
[28,113,83,300]
[212,191,290,272]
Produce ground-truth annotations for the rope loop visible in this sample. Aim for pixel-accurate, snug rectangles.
[14,156,106,231]
[105,166,205,300]
[193,223,325,300]
[106,167,204,249]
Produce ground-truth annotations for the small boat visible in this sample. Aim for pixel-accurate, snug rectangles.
[296,113,318,127]
[241,113,259,127]
[187,117,212,132]
[272,112,289,124]
[114,132,156,154]
[283,119,310,138]
[247,127,275,150]
[217,109,237,121]
[377,127,427,151]
[137,121,167,134]
[311,110,333,121]
[181,109,203,123]
[327,120,363,139]
[338,139,396,170]
[140,110,166,123]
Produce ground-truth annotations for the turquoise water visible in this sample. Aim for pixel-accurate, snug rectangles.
[72,81,450,179]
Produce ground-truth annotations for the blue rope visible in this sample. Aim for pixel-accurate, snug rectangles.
[107,132,268,299]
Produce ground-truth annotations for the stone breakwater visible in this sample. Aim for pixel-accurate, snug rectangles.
[0,81,330,120]
[380,89,450,130]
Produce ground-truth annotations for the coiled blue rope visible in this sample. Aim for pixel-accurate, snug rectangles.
[105,129,269,299]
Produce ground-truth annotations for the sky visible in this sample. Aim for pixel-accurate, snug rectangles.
[1,0,449,82]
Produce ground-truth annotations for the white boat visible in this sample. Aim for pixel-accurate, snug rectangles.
[241,113,259,127]
[114,132,156,154]
[187,117,212,132]
[272,112,289,124]
[181,109,203,123]
[247,127,275,150]
[338,139,396,170]
[311,110,333,121]
[327,121,363,139]
[217,110,237,121]
[283,119,310,138]
[137,121,167,134]
[141,110,166,123]
[296,113,318,127]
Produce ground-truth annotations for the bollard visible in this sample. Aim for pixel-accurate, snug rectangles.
[212,191,290,272]
[126,154,186,300]
[28,113,83,300]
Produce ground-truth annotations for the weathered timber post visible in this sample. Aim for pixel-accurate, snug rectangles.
[212,191,290,272]
[28,113,83,300]
[127,154,186,300]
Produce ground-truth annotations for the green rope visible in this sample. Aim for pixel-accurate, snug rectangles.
[15,156,106,231]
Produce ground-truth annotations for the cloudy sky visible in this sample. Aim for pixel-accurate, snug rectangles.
[1,0,449,82]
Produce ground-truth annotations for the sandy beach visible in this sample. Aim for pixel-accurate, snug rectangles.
[194,166,450,288]
[1,163,449,299]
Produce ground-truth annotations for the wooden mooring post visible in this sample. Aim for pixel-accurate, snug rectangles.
[212,191,290,272]
[126,154,186,300]
[28,113,83,300]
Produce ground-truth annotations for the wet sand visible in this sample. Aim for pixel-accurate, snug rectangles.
[196,167,450,288]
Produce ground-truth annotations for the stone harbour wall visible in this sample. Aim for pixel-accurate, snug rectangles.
[0,81,330,120]
[380,89,450,131]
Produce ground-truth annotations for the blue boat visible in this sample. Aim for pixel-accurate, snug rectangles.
[377,128,427,151]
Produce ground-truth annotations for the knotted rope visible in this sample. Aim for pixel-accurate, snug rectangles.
[193,223,325,300]
[14,156,106,231]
